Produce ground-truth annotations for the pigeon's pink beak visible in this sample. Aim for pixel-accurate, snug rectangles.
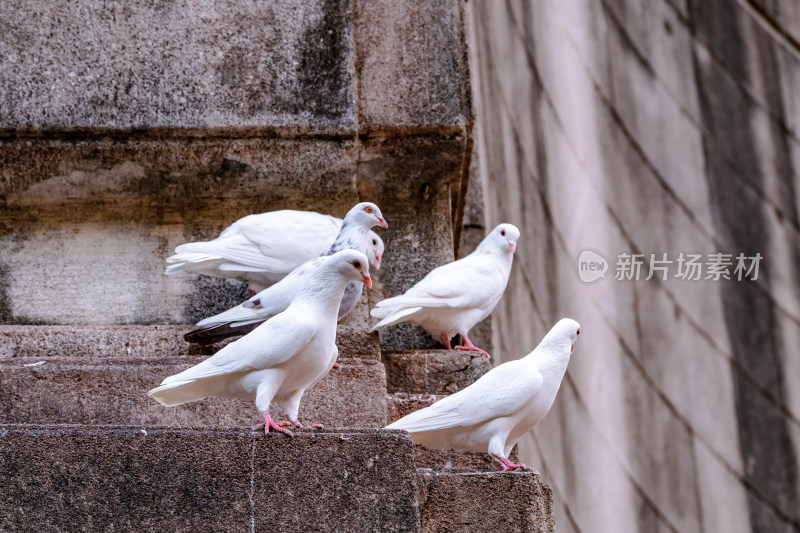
[571,343,574,353]
[362,273,373,288]
[508,240,517,253]
[374,254,382,270]
[376,216,388,229]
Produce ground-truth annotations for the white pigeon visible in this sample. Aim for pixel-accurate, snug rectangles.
[182,203,388,345]
[368,231,385,271]
[148,250,373,435]
[370,223,519,358]
[165,204,387,292]
[387,318,580,472]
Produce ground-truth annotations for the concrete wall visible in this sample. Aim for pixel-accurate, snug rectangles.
[468,1,800,532]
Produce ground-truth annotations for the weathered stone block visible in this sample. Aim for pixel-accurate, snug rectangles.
[353,0,471,132]
[0,137,358,207]
[0,426,419,532]
[0,357,387,427]
[383,349,491,394]
[0,325,193,359]
[417,470,554,533]
[253,429,420,532]
[0,0,356,130]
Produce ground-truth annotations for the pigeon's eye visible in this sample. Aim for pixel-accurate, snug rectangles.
[364,206,373,214]
[577,329,580,335]
[500,229,506,236]
[352,260,362,269]
[372,239,378,245]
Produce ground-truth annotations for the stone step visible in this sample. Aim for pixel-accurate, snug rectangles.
[0,357,386,428]
[417,470,554,533]
[0,324,379,361]
[0,425,554,532]
[0,426,419,533]
[383,349,491,394]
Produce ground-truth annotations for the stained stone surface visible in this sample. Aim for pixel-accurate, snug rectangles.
[0,0,356,131]
[383,349,491,394]
[0,324,379,360]
[0,426,419,533]
[353,0,472,132]
[417,470,554,533]
[0,357,387,428]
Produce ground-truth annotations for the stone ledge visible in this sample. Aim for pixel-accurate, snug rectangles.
[0,324,379,361]
[0,357,387,428]
[417,470,554,533]
[383,349,491,394]
[0,426,418,533]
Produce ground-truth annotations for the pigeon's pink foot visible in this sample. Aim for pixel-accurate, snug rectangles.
[289,420,323,430]
[439,333,453,351]
[332,363,340,369]
[256,411,293,436]
[494,456,538,473]
[455,345,491,358]
[248,288,257,297]
[454,333,490,358]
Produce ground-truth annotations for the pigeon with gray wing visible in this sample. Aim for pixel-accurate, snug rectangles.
[166,206,387,293]
[387,318,580,471]
[183,202,387,345]
[370,223,519,358]
[149,250,373,434]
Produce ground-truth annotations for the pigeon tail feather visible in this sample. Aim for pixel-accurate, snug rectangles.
[183,322,259,345]
[165,252,225,274]
[148,378,219,407]
[370,306,423,331]
[387,405,463,432]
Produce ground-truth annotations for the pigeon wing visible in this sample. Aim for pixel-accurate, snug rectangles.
[162,312,316,385]
[171,211,340,273]
[237,212,340,269]
[371,256,506,326]
[388,361,543,432]
[195,268,306,328]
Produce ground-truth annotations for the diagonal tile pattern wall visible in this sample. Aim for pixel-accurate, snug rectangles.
[467,1,800,532]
